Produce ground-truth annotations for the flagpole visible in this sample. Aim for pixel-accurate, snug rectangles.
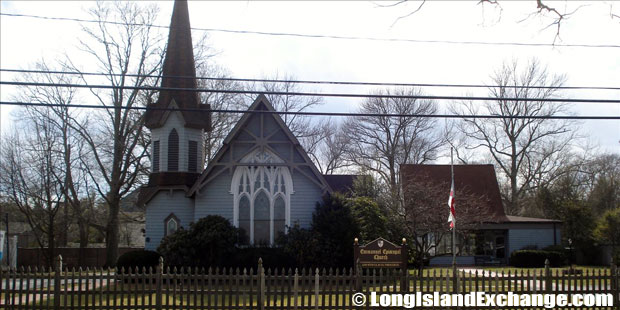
[451,147,456,267]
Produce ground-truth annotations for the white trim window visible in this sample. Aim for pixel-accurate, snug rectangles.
[231,149,293,245]
[164,213,180,237]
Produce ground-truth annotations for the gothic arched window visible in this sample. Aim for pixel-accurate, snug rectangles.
[164,213,180,236]
[168,129,179,171]
[231,149,293,245]
[238,195,251,244]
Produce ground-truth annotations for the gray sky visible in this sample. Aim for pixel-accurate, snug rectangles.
[1,1,618,154]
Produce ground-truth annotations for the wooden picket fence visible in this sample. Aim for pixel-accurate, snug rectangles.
[1,255,618,309]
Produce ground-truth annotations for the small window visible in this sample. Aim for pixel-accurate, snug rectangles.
[153,141,160,172]
[188,140,198,172]
[164,213,180,236]
[168,129,179,171]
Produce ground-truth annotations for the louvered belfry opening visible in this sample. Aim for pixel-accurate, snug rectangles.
[168,129,179,171]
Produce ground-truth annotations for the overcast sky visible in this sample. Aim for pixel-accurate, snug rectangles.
[1,1,618,154]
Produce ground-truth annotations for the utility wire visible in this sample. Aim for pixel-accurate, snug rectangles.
[1,101,617,120]
[2,81,619,104]
[2,68,619,91]
[2,12,619,49]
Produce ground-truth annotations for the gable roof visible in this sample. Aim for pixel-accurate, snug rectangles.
[188,95,333,195]
[144,0,210,130]
[400,164,509,222]
[323,175,360,194]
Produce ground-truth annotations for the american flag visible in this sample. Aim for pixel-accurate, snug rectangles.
[448,178,456,229]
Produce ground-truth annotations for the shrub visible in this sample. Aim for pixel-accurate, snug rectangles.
[116,250,161,273]
[311,194,360,267]
[157,215,240,267]
[509,250,565,267]
[232,247,295,269]
[348,196,389,243]
[277,224,319,267]
[274,194,361,268]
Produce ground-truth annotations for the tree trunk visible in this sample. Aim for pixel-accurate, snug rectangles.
[78,219,89,266]
[47,212,55,268]
[105,196,121,267]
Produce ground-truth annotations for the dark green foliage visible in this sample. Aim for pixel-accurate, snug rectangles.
[274,194,360,268]
[233,247,295,269]
[277,224,319,267]
[542,245,569,264]
[348,196,388,243]
[509,250,565,267]
[157,215,239,267]
[311,194,360,267]
[594,208,620,263]
[116,250,161,272]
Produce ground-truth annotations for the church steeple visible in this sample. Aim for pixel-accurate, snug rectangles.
[144,0,211,130]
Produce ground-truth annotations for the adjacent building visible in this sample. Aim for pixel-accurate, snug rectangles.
[401,164,562,265]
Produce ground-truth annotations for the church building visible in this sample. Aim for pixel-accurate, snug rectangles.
[139,0,342,250]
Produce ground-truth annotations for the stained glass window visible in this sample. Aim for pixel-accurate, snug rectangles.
[254,191,270,245]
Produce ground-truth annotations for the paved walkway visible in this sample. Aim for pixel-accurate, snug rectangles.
[1,274,113,305]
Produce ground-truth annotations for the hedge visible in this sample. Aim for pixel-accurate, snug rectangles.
[116,250,161,272]
[509,250,565,268]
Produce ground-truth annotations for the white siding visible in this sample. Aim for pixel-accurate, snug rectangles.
[194,171,234,222]
[289,171,323,229]
[145,190,195,251]
[508,228,559,254]
[150,108,204,173]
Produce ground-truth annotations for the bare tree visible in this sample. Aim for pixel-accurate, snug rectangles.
[6,61,103,265]
[310,121,352,175]
[343,87,444,198]
[0,113,66,267]
[381,0,614,42]
[64,1,164,266]
[193,33,248,163]
[399,174,491,269]
[452,58,575,215]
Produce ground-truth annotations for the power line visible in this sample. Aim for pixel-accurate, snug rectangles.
[1,101,617,120]
[2,12,619,49]
[2,68,619,91]
[2,81,619,104]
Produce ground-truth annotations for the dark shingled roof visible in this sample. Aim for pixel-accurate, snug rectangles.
[400,164,560,224]
[400,164,509,222]
[136,172,201,207]
[322,175,359,194]
[144,0,210,130]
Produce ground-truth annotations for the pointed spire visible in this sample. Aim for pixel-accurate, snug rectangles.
[145,0,210,130]
[160,0,197,93]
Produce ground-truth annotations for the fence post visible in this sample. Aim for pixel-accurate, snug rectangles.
[544,259,551,293]
[258,258,265,310]
[156,256,163,310]
[611,258,617,308]
[53,255,62,310]
[401,238,408,293]
[314,268,319,310]
[452,263,458,294]
[293,268,299,310]
[355,258,361,291]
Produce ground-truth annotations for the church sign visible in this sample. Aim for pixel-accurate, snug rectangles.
[354,237,407,269]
